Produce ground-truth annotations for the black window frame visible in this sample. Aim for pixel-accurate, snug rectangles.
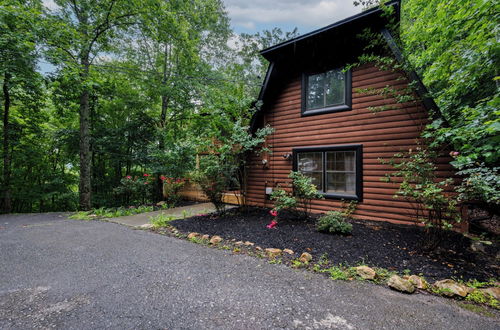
[292,144,363,201]
[301,67,352,117]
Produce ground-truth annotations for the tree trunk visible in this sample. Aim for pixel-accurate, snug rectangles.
[78,56,92,210]
[155,43,170,202]
[2,73,12,213]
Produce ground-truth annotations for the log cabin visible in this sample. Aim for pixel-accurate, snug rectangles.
[246,1,460,226]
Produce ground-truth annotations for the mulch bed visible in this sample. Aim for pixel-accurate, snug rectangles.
[171,207,499,282]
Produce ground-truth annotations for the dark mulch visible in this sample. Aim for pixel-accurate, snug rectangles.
[172,207,499,282]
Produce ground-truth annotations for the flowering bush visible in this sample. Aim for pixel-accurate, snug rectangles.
[162,177,185,206]
[267,209,278,228]
[114,174,154,205]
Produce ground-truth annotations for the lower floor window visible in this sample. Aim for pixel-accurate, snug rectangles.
[293,145,362,200]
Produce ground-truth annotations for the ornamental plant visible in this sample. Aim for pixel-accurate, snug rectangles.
[270,171,323,218]
[114,174,154,206]
[162,177,185,206]
[382,147,461,249]
[316,201,356,235]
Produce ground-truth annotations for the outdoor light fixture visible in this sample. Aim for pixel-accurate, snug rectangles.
[282,153,292,160]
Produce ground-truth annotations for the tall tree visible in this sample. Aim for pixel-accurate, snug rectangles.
[43,0,142,209]
[0,0,42,213]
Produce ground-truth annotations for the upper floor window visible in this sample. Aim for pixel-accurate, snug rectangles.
[302,68,352,116]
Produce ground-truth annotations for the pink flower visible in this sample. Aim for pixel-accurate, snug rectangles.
[269,209,278,217]
[143,173,150,177]
[126,176,132,180]
[160,175,166,181]
[449,151,460,157]
[266,220,278,229]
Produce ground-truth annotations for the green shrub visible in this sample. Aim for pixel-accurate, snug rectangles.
[270,171,323,218]
[162,177,185,206]
[316,201,356,235]
[317,211,353,235]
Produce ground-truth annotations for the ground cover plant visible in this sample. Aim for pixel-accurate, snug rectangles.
[69,203,176,220]
[171,207,499,282]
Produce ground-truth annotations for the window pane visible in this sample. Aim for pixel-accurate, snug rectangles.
[346,173,356,194]
[326,150,357,195]
[298,152,323,191]
[325,69,345,106]
[307,73,325,110]
[304,172,323,191]
[298,152,323,172]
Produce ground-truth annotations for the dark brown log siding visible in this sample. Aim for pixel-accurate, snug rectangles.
[246,64,455,225]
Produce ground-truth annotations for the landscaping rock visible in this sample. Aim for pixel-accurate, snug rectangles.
[355,266,376,280]
[470,241,486,253]
[139,224,153,229]
[244,241,255,247]
[235,241,244,246]
[433,279,469,297]
[201,234,210,240]
[283,249,294,255]
[299,252,312,263]
[479,287,500,300]
[255,246,262,251]
[408,275,428,289]
[187,232,200,239]
[388,275,415,293]
[209,235,223,245]
[156,201,166,206]
[265,248,282,258]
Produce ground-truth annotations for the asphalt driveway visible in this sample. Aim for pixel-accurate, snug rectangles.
[0,213,498,329]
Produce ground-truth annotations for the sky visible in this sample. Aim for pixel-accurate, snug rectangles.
[39,1,362,72]
[224,0,361,34]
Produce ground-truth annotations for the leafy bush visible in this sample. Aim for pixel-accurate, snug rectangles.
[270,171,323,218]
[316,201,356,235]
[113,174,154,206]
[317,211,353,235]
[162,177,185,206]
[193,154,232,214]
[383,147,460,249]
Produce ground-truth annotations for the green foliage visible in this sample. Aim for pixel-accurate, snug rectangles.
[270,171,323,218]
[400,0,499,208]
[317,212,353,235]
[384,147,460,248]
[194,119,273,213]
[465,291,500,309]
[316,201,356,235]
[149,214,176,229]
[162,177,185,206]
[69,205,156,220]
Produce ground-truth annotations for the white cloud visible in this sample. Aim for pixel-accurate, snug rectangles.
[224,0,361,32]
[42,0,59,10]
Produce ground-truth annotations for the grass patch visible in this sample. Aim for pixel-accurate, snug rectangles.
[69,205,167,220]
[149,214,176,229]
[457,302,496,317]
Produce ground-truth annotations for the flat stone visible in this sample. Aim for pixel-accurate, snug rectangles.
[156,201,166,206]
[255,246,262,251]
[244,241,255,247]
[209,235,223,245]
[408,275,428,289]
[283,249,294,255]
[299,252,312,263]
[265,248,282,258]
[479,287,500,300]
[187,232,200,239]
[433,279,469,297]
[235,241,244,246]
[355,266,376,280]
[201,234,210,240]
[139,224,153,229]
[388,275,415,294]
